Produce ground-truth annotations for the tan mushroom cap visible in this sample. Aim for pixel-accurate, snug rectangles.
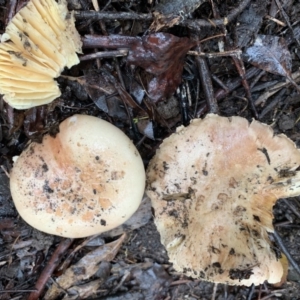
[146,114,300,286]
[0,0,82,109]
[10,115,145,238]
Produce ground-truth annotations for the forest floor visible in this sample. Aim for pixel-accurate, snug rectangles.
[1,0,300,299]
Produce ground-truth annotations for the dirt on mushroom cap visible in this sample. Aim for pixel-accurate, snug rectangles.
[146,114,300,286]
[10,115,145,238]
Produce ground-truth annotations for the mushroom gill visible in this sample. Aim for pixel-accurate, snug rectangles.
[0,0,82,109]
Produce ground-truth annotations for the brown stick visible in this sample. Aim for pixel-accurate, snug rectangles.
[231,55,258,119]
[27,238,74,300]
[195,45,219,114]
[82,34,138,49]
[80,49,128,61]
[75,11,152,21]
[182,0,251,30]
[273,230,300,276]
[5,0,17,26]
[215,67,260,101]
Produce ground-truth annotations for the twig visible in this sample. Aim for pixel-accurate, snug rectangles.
[274,0,300,48]
[195,45,219,114]
[0,165,10,178]
[112,270,131,293]
[27,238,74,300]
[269,98,290,127]
[188,49,242,58]
[101,0,112,11]
[113,57,142,139]
[258,88,286,119]
[272,230,300,277]
[100,69,144,112]
[211,74,229,92]
[0,289,37,293]
[265,15,286,26]
[75,11,152,21]
[231,54,258,119]
[170,279,194,286]
[178,84,190,126]
[246,284,255,300]
[282,198,300,219]
[88,23,101,69]
[5,0,17,26]
[90,0,109,67]
[222,284,228,299]
[255,70,300,106]
[274,220,293,227]
[114,57,126,89]
[211,283,218,300]
[197,33,226,44]
[250,71,266,89]
[215,67,260,101]
[182,0,251,30]
[91,0,100,11]
[80,49,128,61]
[259,289,287,300]
[82,34,137,49]
[192,80,201,118]
[251,80,279,93]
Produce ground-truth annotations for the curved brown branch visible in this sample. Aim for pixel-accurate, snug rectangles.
[181,0,251,30]
[27,238,74,300]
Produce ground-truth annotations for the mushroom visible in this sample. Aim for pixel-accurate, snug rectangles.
[10,114,145,238]
[146,114,300,286]
[0,0,82,109]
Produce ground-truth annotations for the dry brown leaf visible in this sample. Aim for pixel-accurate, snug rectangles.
[244,35,300,93]
[244,35,292,78]
[82,33,196,103]
[127,33,196,102]
[44,234,126,300]
[62,279,103,300]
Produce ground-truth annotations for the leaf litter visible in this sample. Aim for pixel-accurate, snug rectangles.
[44,234,126,300]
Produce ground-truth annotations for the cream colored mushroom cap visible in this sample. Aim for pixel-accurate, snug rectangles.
[147,114,300,286]
[0,0,82,109]
[10,115,145,238]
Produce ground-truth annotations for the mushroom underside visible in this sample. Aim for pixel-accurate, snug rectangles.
[0,0,82,109]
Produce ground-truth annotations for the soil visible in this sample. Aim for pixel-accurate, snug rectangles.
[1,0,300,299]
